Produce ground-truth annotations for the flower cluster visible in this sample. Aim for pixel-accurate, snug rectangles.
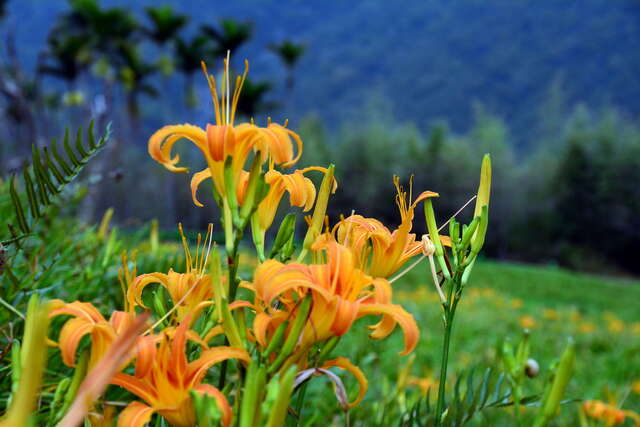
[38,57,491,426]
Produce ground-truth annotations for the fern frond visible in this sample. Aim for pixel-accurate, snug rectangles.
[2,121,112,244]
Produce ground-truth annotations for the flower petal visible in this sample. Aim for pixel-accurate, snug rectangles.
[148,124,207,172]
[194,384,233,427]
[190,168,212,207]
[186,347,250,388]
[117,402,155,427]
[357,303,419,355]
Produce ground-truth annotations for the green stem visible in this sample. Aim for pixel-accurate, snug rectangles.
[435,276,462,426]
[218,233,242,390]
[435,307,454,426]
[295,381,309,426]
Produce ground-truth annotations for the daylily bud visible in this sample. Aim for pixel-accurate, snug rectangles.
[471,206,489,256]
[421,234,436,257]
[263,321,289,358]
[240,363,267,427]
[301,165,335,257]
[423,198,450,279]
[473,154,492,219]
[525,358,540,378]
[265,366,297,427]
[149,219,159,254]
[239,152,265,225]
[268,295,313,374]
[3,295,51,427]
[269,213,297,260]
[535,338,576,426]
[97,208,113,241]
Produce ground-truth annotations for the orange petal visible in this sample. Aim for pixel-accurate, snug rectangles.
[127,273,169,311]
[321,357,368,408]
[190,168,212,207]
[134,335,158,378]
[357,303,419,355]
[116,402,155,427]
[57,317,95,367]
[253,312,273,348]
[148,124,207,172]
[186,347,250,388]
[194,384,233,427]
[50,300,106,323]
[111,373,158,405]
[59,313,150,427]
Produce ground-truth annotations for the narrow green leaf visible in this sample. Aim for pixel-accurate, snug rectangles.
[32,145,58,196]
[87,120,97,150]
[22,168,41,219]
[50,138,73,176]
[42,147,66,185]
[75,127,89,160]
[63,128,81,168]
[9,175,30,233]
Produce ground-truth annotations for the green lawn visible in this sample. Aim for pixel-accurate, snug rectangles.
[311,259,640,424]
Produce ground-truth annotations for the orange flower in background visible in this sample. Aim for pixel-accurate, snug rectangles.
[111,316,249,427]
[247,237,419,358]
[334,176,438,278]
[582,400,640,426]
[519,315,536,329]
[49,301,154,370]
[148,58,303,206]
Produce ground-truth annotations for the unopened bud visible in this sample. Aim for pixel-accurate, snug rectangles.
[421,234,436,257]
[525,358,540,378]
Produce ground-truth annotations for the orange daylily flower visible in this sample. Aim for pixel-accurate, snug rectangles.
[256,167,327,232]
[127,224,218,323]
[49,301,154,371]
[148,59,303,207]
[128,271,213,322]
[247,237,419,359]
[334,176,438,278]
[111,316,249,427]
[582,400,640,426]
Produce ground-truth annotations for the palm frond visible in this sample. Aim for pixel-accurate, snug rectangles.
[3,121,111,244]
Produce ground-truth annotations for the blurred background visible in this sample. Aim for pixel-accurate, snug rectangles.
[1,0,639,276]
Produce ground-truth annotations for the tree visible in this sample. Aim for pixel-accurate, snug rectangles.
[269,40,306,93]
[39,34,92,89]
[115,43,157,120]
[200,19,253,56]
[144,6,188,46]
[235,78,273,119]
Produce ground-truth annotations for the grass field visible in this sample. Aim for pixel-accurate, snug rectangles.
[298,259,640,424]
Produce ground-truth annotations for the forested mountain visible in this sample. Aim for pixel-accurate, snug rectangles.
[5,1,639,149]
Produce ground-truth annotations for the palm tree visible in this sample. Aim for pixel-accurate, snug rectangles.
[115,42,157,121]
[269,40,306,93]
[236,78,274,119]
[200,19,253,56]
[174,35,215,108]
[65,0,139,56]
[0,0,7,20]
[39,34,92,90]
[144,6,188,46]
